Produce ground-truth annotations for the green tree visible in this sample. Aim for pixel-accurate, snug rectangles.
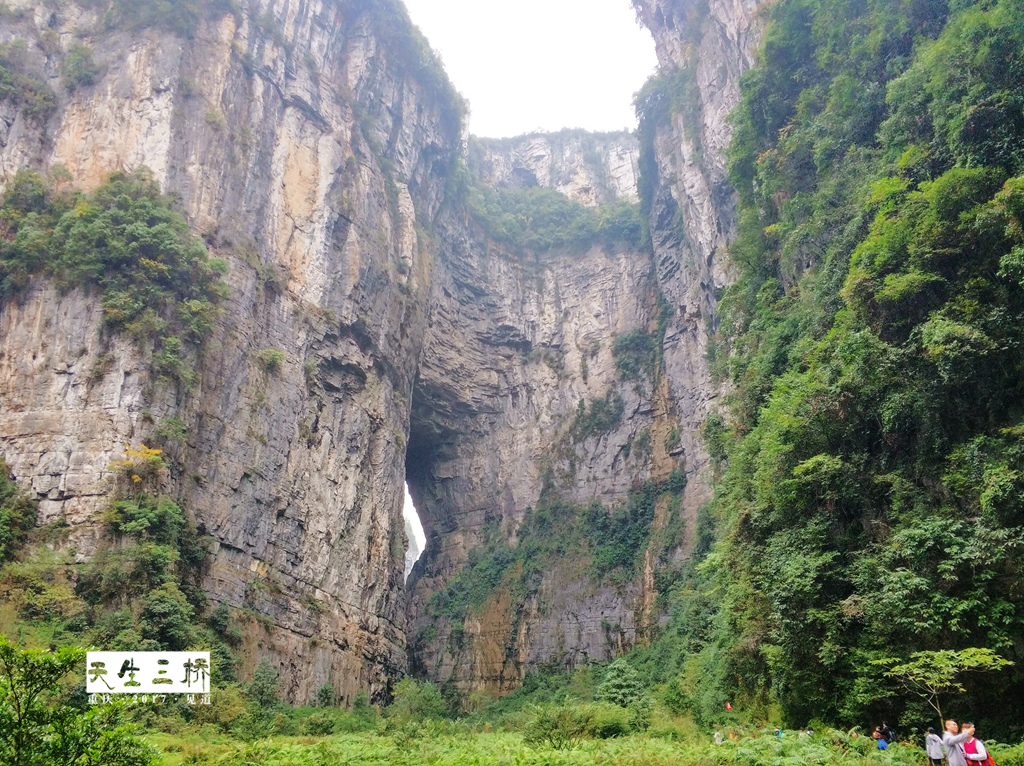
[246,658,280,709]
[875,648,1013,728]
[598,659,645,708]
[316,683,334,708]
[385,678,446,721]
[523,705,594,750]
[0,637,156,766]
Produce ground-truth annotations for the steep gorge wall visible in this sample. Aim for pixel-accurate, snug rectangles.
[633,0,764,526]
[0,0,459,704]
[0,0,767,703]
[402,0,767,695]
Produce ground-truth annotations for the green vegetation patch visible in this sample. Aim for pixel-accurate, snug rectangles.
[0,168,227,386]
[613,329,659,381]
[0,459,36,565]
[0,40,56,119]
[470,187,644,253]
[633,0,1024,735]
[569,393,624,442]
[426,476,689,631]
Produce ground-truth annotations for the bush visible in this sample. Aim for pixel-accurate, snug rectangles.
[586,702,631,738]
[301,712,335,735]
[61,43,97,90]
[0,42,57,120]
[613,329,659,381]
[0,459,37,563]
[570,393,624,442]
[253,348,285,373]
[386,678,447,721]
[523,705,593,749]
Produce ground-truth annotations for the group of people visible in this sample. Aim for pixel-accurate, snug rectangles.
[924,721,993,766]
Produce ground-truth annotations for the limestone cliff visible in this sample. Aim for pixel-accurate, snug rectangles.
[0,0,461,704]
[401,0,769,694]
[632,0,764,527]
[467,130,639,207]
[0,0,766,703]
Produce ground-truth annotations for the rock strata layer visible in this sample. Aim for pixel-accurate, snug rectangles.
[0,0,764,700]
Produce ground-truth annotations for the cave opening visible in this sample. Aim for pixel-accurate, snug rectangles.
[403,482,425,582]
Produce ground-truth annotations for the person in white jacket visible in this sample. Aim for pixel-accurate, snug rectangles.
[926,727,944,766]
[943,720,976,766]
[963,724,989,764]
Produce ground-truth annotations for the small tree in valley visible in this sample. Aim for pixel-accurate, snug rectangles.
[874,648,1012,728]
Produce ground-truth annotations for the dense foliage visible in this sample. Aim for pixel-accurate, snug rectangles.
[0,639,157,766]
[469,187,645,253]
[0,446,242,695]
[0,169,227,386]
[0,460,37,565]
[0,41,56,119]
[139,716,1024,766]
[642,0,1024,737]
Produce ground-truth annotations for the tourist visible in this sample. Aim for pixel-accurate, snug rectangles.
[963,723,990,764]
[926,727,944,765]
[943,720,976,766]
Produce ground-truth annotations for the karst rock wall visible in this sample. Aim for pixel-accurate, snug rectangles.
[633,0,764,524]
[0,0,765,701]
[468,130,640,207]
[0,0,459,704]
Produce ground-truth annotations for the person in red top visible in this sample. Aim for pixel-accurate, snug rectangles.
[963,723,990,765]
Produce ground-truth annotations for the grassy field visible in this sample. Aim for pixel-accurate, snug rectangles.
[144,726,1006,766]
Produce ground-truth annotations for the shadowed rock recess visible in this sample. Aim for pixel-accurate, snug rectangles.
[0,0,761,702]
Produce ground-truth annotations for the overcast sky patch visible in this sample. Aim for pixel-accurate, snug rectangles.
[401,0,658,138]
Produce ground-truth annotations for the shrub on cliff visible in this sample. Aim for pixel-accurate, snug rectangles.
[60,43,97,91]
[0,458,37,564]
[0,168,227,387]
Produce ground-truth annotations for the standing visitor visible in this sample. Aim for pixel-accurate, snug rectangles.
[926,727,944,765]
[963,724,990,764]
[943,720,976,766]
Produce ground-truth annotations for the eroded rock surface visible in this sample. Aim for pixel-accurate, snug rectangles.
[0,0,764,701]
[633,0,764,530]
[0,0,459,704]
[469,130,640,207]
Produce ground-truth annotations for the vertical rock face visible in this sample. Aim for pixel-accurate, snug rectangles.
[0,0,460,704]
[632,0,764,526]
[0,0,766,702]
[403,0,767,695]
[468,130,640,207]
[405,219,666,693]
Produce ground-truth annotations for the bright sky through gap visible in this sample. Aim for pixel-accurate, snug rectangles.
[403,485,426,580]
[400,0,659,138]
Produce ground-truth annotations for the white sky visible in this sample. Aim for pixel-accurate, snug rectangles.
[403,484,426,551]
[401,0,659,138]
